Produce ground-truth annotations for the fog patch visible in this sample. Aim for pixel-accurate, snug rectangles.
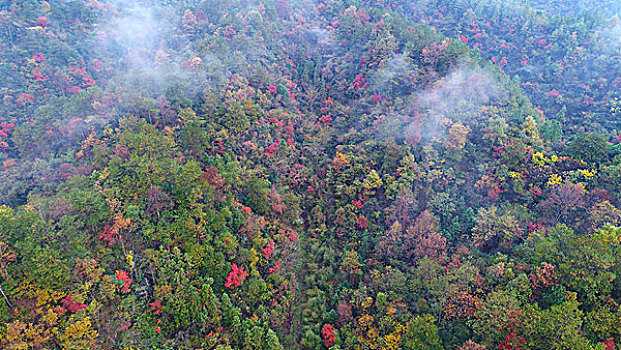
[404,65,506,144]
[592,16,621,54]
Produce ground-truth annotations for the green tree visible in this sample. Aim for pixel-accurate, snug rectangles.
[566,133,610,165]
[402,314,443,350]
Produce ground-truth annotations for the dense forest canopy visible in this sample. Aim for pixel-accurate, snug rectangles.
[0,0,620,349]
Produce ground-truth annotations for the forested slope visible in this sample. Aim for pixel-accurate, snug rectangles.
[0,1,620,349]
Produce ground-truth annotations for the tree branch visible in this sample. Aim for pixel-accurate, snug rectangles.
[0,283,11,309]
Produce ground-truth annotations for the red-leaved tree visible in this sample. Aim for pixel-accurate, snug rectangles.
[224,264,249,289]
[61,294,87,312]
[321,324,336,348]
[115,270,132,293]
[538,182,586,226]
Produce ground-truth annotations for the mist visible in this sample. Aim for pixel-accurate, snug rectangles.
[1,1,621,349]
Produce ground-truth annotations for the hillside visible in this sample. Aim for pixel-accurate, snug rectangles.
[0,1,620,349]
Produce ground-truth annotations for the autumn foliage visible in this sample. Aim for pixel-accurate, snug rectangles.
[224,264,249,289]
[0,1,619,350]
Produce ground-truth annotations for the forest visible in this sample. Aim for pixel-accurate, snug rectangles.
[0,0,620,349]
